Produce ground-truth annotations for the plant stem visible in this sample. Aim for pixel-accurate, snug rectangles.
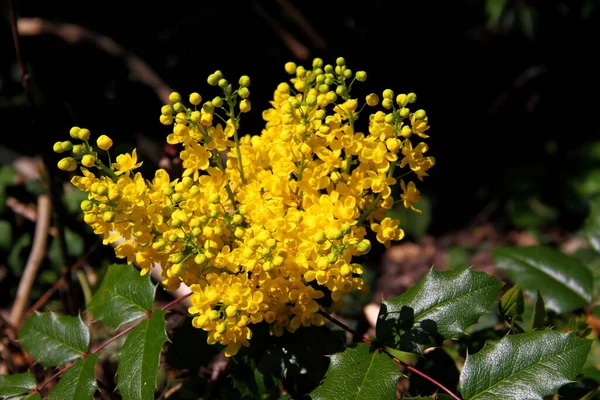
[32,291,192,395]
[318,310,463,400]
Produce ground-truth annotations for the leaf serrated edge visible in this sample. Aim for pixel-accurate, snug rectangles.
[493,248,592,303]
[22,313,89,359]
[461,333,592,399]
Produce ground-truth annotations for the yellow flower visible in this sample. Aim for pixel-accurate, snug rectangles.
[113,149,143,175]
[61,57,434,356]
[371,217,404,248]
[400,180,422,213]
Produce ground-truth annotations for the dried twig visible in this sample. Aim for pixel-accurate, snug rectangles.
[6,196,59,237]
[9,195,51,327]
[253,1,310,61]
[17,17,173,104]
[276,0,327,50]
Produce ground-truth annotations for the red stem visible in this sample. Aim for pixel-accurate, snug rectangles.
[33,292,192,394]
[318,310,463,400]
[161,291,192,311]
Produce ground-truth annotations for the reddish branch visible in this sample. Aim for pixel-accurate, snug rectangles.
[318,310,463,400]
[33,292,192,395]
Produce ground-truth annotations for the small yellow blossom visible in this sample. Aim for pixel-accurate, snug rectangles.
[60,57,434,357]
[113,149,143,175]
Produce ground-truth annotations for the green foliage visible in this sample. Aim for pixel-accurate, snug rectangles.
[47,355,99,400]
[459,331,592,399]
[0,372,37,397]
[498,285,524,321]
[310,343,402,400]
[585,198,600,252]
[492,246,593,313]
[0,219,13,251]
[376,268,502,353]
[116,310,167,400]
[88,263,156,329]
[19,312,89,367]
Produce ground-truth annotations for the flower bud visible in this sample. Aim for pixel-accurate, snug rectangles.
[189,92,202,105]
[169,92,181,103]
[97,135,113,150]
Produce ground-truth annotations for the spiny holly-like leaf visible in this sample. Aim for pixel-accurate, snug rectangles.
[0,371,37,397]
[7,393,42,400]
[116,310,167,400]
[311,343,401,400]
[47,354,98,400]
[19,312,89,367]
[492,246,593,313]
[459,330,592,399]
[88,264,155,329]
[377,268,502,353]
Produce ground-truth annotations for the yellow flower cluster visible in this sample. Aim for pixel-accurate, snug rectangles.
[54,57,434,356]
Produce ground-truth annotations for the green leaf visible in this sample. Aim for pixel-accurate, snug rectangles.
[311,343,401,400]
[0,371,37,396]
[492,246,593,313]
[376,268,502,353]
[531,291,546,330]
[116,310,167,400]
[48,228,83,270]
[19,312,89,367]
[88,264,155,329]
[48,354,98,400]
[0,165,17,186]
[0,219,13,251]
[485,0,509,26]
[8,233,31,275]
[498,285,524,321]
[7,393,42,400]
[584,199,600,253]
[459,331,592,399]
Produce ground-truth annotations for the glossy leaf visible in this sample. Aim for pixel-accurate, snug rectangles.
[48,354,98,400]
[19,312,89,367]
[584,199,600,253]
[0,371,37,397]
[88,264,155,329]
[377,268,502,353]
[492,246,593,313]
[116,310,167,400]
[459,330,592,399]
[311,343,401,400]
[498,285,524,320]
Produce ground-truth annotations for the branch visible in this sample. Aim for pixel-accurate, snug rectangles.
[17,17,173,104]
[253,1,310,61]
[9,195,51,327]
[318,310,463,400]
[34,292,192,395]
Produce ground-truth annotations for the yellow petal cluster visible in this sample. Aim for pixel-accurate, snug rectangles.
[54,57,434,356]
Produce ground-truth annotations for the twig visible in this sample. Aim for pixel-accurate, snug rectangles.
[319,310,463,400]
[9,195,51,327]
[275,0,327,50]
[17,18,173,104]
[6,196,58,236]
[33,292,192,395]
[253,1,310,61]
[9,0,76,317]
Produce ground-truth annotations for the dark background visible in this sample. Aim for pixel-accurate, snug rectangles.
[2,0,600,235]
